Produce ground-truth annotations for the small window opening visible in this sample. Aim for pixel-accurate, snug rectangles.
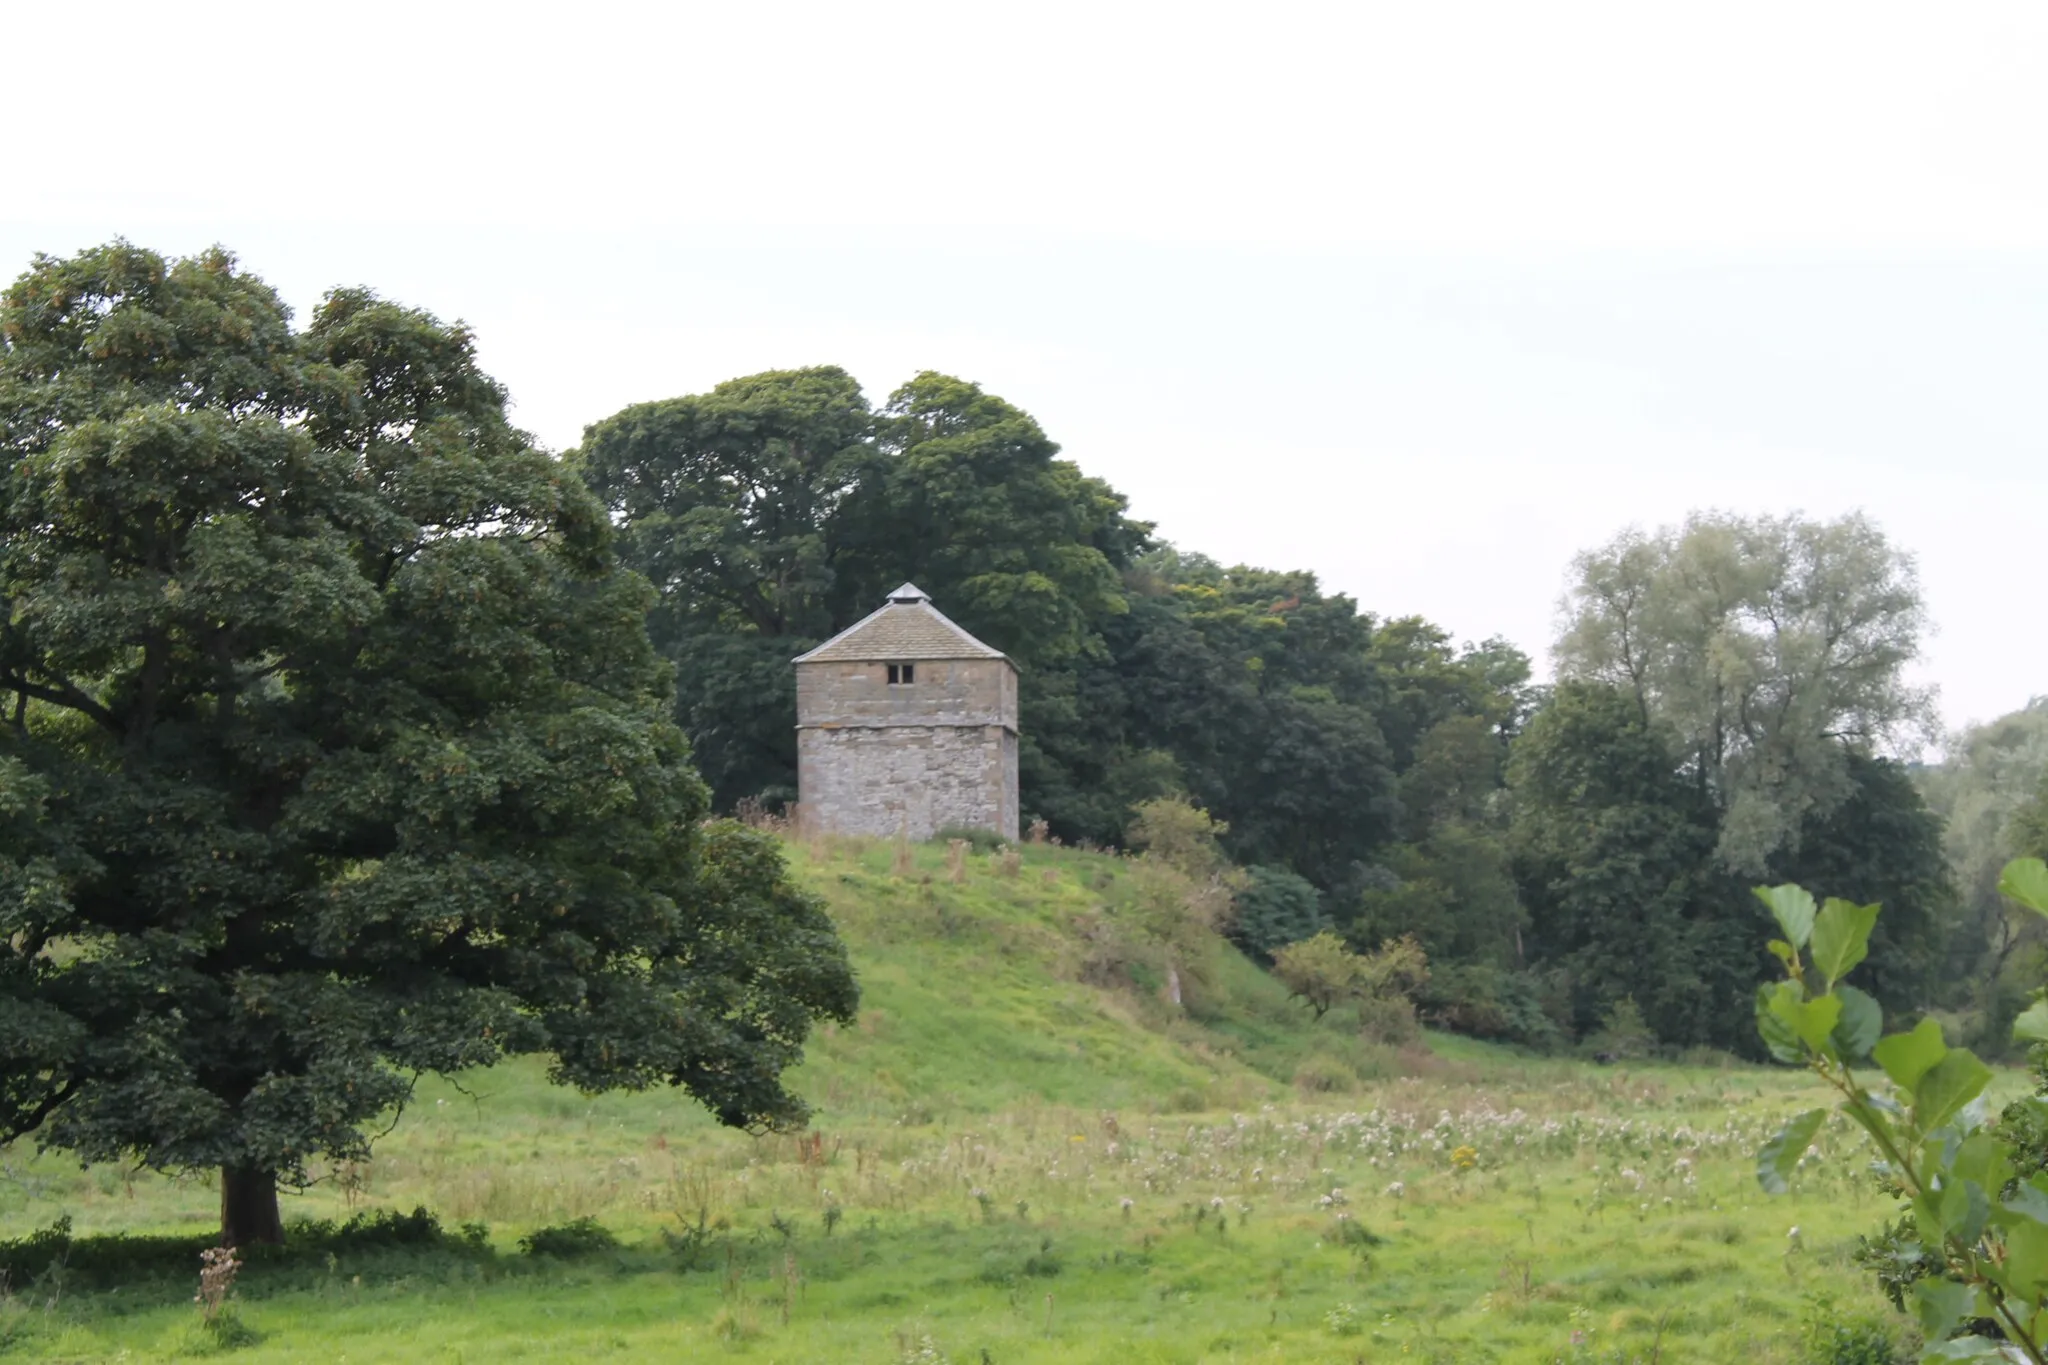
[887,662,916,685]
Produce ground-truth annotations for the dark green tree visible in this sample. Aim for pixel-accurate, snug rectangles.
[830,372,1138,663]
[0,245,857,1245]
[1765,752,1952,1018]
[1507,683,1740,1045]
[1108,555,1400,881]
[1229,864,1325,961]
[575,367,874,807]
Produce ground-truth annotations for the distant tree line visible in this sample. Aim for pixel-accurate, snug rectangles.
[576,369,1964,1057]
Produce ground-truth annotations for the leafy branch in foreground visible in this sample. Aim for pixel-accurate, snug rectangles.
[1755,858,2048,1361]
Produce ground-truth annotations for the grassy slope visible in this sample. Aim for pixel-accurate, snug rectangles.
[0,837,1919,1362]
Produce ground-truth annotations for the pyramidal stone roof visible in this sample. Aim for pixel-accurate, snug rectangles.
[793,584,1010,664]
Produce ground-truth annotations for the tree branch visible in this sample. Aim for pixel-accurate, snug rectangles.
[2,676,121,736]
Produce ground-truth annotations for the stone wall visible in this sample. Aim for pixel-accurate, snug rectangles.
[794,656,1020,841]
[795,658,1013,727]
[796,723,1017,841]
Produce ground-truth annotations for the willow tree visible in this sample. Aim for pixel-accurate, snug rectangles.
[0,244,856,1245]
[1555,510,1931,875]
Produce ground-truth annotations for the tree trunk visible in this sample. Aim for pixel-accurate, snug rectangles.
[220,1166,284,1247]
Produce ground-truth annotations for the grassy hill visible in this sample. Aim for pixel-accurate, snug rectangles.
[781,834,1419,1118]
[0,836,1916,1362]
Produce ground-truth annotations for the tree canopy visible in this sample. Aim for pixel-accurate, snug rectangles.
[0,245,856,1245]
[1555,510,1931,875]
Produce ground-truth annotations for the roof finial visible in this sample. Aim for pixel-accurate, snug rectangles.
[887,582,930,604]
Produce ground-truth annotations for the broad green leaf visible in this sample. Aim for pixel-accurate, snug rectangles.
[1953,1131,2013,1197]
[2007,1212,2048,1299]
[1766,983,1841,1054]
[2003,1173,2048,1227]
[1840,1090,1899,1153]
[1915,1048,1994,1134]
[1938,1178,1992,1245]
[1874,1017,1948,1093]
[1754,884,1817,948]
[1810,898,1879,986]
[1756,1107,1825,1194]
[1767,939,1795,965]
[1755,983,1804,1064]
[2015,999,2048,1044]
[1831,985,1882,1061]
[1914,1277,1980,1341]
[2000,857,2048,918]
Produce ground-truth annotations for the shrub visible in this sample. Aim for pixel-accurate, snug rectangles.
[1272,932,1362,1020]
[1231,865,1324,961]
[1292,1053,1358,1094]
[518,1218,619,1258]
[1584,995,1656,1060]
[1420,964,1561,1048]
[1798,1295,1904,1365]
[1355,991,1420,1045]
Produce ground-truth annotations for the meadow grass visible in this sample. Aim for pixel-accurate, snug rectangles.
[0,837,1944,1361]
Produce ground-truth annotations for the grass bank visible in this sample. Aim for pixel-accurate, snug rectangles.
[0,836,1926,1361]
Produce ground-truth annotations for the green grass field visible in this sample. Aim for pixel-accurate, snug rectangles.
[0,837,1939,1362]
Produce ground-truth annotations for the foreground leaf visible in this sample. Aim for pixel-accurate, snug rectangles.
[1874,1017,1949,1093]
[1915,1048,1994,1134]
[1765,981,1842,1055]
[1831,985,1882,1062]
[2015,999,2048,1044]
[1757,1108,1826,1194]
[1810,897,1879,986]
[1914,1277,1981,1343]
[1755,983,1804,1064]
[2000,857,2048,918]
[1755,884,1817,948]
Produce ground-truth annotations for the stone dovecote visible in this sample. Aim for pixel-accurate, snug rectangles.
[792,584,1019,841]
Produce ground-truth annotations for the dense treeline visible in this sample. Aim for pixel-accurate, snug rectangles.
[574,367,1524,885]
[578,367,1966,1057]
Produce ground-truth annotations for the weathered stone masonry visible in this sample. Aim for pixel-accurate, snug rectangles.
[793,584,1019,841]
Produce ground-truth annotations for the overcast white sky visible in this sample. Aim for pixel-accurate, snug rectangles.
[4,1,2044,736]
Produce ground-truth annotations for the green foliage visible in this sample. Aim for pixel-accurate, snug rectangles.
[1347,826,1525,968]
[1230,864,1325,961]
[0,836,1959,1362]
[1512,679,1952,1054]
[1916,703,2048,1038]
[578,371,1555,894]
[519,1217,620,1258]
[1754,858,2048,1362]
[1124,796,1232,882]
[1507,682,1739,1047]
[1557,510,1931,876]
[1270,932,1365,1021]
[1800,1294,1907,1365]
[0,244,856,1244]
[1417,962,1562,1048]
[1585,995,1656,1060]
[1768,754,1955,1017]
[1269,931,1427,1036]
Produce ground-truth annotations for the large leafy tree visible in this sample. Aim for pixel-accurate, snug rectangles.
[1765,752,1951,1015]
[1555,510,1931,875]
[1507,683,1741,1045]
[1919,701,2048,1022]
[1109,555,1400,883]
[0,245,856,1245]
[574,367,873,806]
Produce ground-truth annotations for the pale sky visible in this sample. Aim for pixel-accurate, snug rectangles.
[5,1,2045,736]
